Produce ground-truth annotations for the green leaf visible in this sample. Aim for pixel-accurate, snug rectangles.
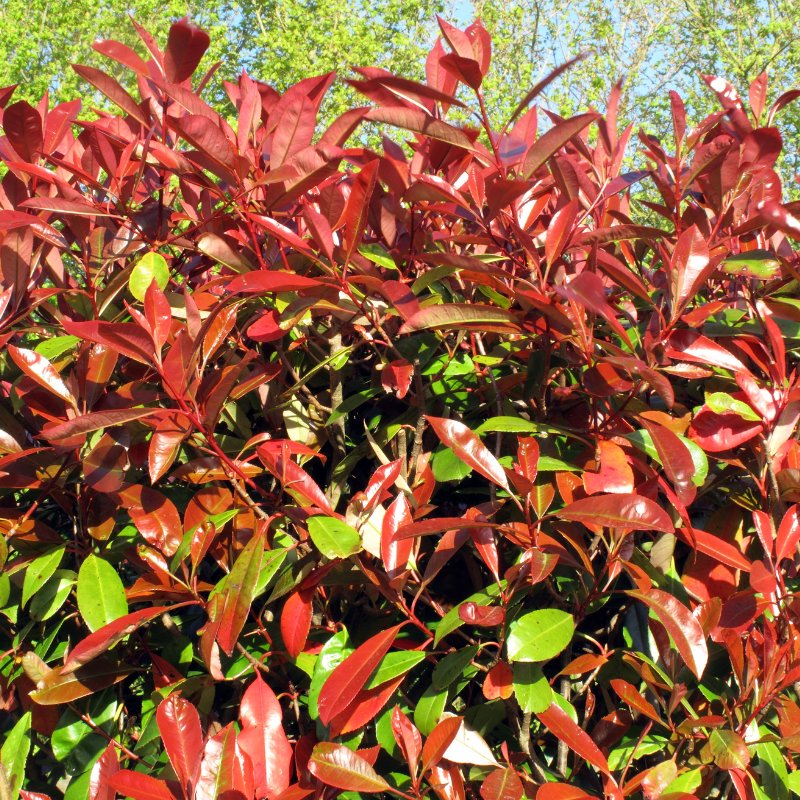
[704,392,761,421]
[414,684,449,736]
[512,662,552,713]
[719,249,781,279]
[432,645,480,690]
[431,446,473,482]
[507,609,575,662]
[326,388,382,425]
[474,416,565,437]
[538,456,581,472]
[366,651,426,689]
[359,243,397,269]
[22,544,65,606]
[607,734,669,770]
[1,710,31,800]
[129,252,169,301]
[77,554,128,632]
[30,569,76,621]
[758,741,789,800]
[35,335,81,360]
[307,516,362,559]
[309,630,354,719]
[254,547,289,597]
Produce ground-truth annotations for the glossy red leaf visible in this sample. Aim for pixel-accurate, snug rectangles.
[116,485,183,557]
[365,107,475,150]
[610,679,662,724]
[8,346,75,406]
[665,329,751,375]
[627,589,708,678]
[157,694,204,799]
[381,493,414,578]
[641,418,697,505]
[29,658,133,705]
[535,785,595,800]
[164,18,210,83]
[427,417,510,492]
[392,706,422,778]
[458,603,505,627]
[308,743,390,793]
[89,744,119,800]
[688,408,763,452]
[776,505,800,562]
[239,672,293,800]
[226,272,322,294]
[557,494,673,532]
[329,674,406,737]
[4,101,43,162]
[61,319,155,364]
[281,586,315,659]
[479,769,523,800]
[71,65,148,125]
[63,606,173,672]
[521,113,600,178]
[537,702,610,776]
[106,772,178,800]
[382,359,414,399]
[428,760,465,800]
[317,625,402,725]
[421,715,464,775]
[482,663,513,700]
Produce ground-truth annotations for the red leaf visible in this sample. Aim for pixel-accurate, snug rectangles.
[8,345,75,406]
[665,329,751,375]
[479,769,523,800]
[535,786,596,800]
[458,604,505,627]
[271,96,316,168]
[555,271,633,348]
[226,271,322,294]
[42,408,163,443]
[89,744,119,800]
[281,586,315,659]
[482,663,513,701]
[164,18,210,84]
[157,694,204,799]
[343,159,380,267]
[64,606,173,673]
[239,672,293,800]
[317,625,402,725]
[521,113,600,178]
[364,107,475,150]
[116,485,183,557]
[557,494,673,532]
[428,760,466,800]
[329,674,406,737]
[610,679,662,724]
[308,743,389,793]
[92,39,149,76]
[382,360,414,399]
[421,715,463,774]
[776,505,800,562]
[258,446,334,516]
[672,224,710,310]
[71,65,148,125]
[392,706,421,778]
[640,418,697,505]
[688,409,763,452]
[427,417,510,492]
[364,459,403,508]
[537,702,610,775]
[61,319,155,365]
[545,200,580,266]
[107,771,179,800]
[3,101,43,162]
[381,493,414,579]
[627,588,708,678]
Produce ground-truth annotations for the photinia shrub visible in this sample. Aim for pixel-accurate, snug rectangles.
[2,14,800,800]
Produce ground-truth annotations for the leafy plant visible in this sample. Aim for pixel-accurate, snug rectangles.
[1,14,800,800]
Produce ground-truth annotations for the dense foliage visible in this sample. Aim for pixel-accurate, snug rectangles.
[2,14,800,800]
